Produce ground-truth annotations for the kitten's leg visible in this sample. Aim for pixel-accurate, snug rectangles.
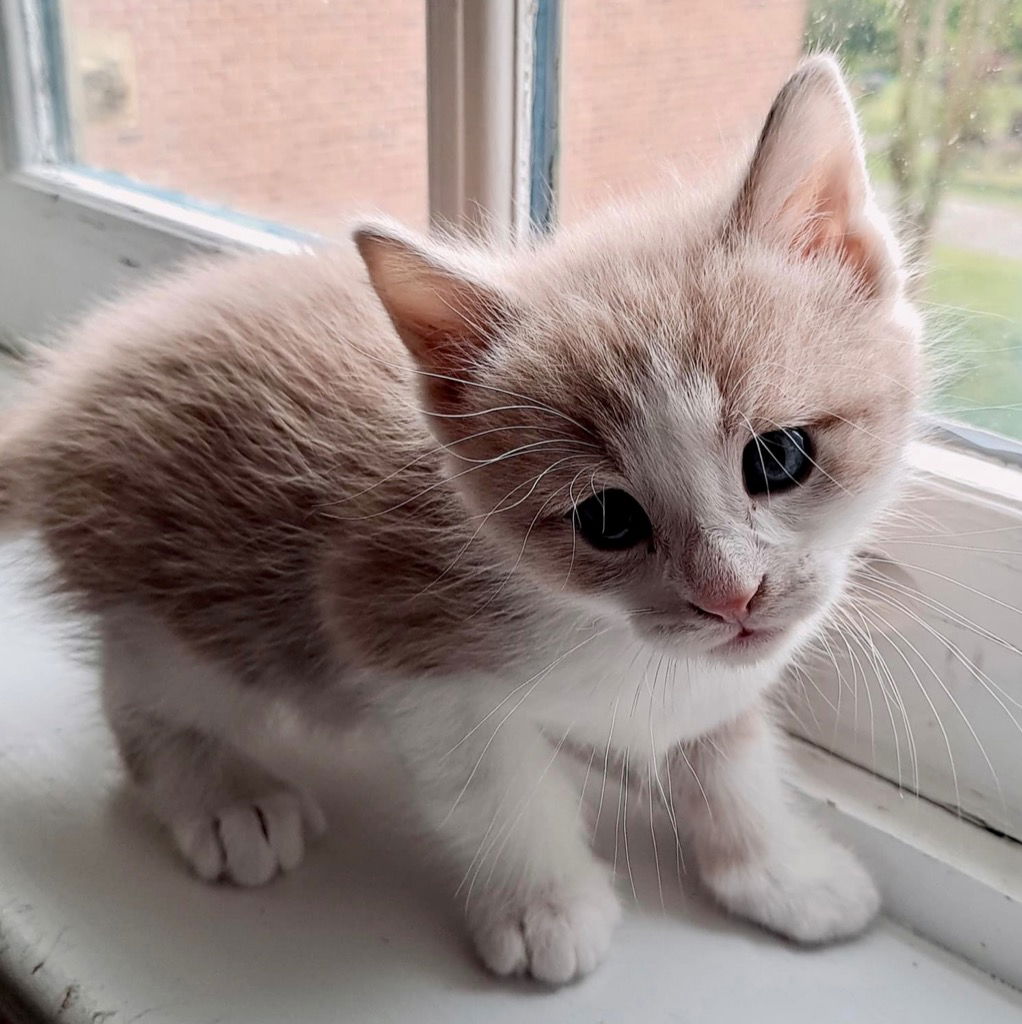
[673,706,880,943]
[381,688,620,984]
[102,621,326,887]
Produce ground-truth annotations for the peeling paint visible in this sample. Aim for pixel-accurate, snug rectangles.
[58,984,80,1015]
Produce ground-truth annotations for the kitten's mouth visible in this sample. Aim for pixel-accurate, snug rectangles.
[713,626,785,656]
[634,613,790,662]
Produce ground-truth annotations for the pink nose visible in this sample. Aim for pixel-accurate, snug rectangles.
[692,582,761,624]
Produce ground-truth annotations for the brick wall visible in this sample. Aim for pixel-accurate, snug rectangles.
[561,0,808,220]
[63,0,806,232]
[64,0,428,228]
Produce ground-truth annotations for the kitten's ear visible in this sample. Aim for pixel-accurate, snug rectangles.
[354,224,509,372]
[729,54,895,295]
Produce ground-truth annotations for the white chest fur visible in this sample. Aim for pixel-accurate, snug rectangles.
[521,626,782,764]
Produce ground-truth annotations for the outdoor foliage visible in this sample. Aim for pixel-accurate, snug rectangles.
[806,0,1022,439]
[807,0,1022,249]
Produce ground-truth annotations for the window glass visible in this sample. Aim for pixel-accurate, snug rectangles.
[57,0,427,229]
[560,0,807,220]
[808,0,1022,440]
[561,0,1022,441]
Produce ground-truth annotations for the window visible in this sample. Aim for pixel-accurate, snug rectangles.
[57,0,428,230]
[554,0,1022,844]
[809,0,1022,447]
[559,0,806,222]
[1,0,1019,852]
[802,0,1022,845]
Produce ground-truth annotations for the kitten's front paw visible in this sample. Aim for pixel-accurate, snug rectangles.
[170,789,327,887]
[703,834,880,944]
[469,869,621,984]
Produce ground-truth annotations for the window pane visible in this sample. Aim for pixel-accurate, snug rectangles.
[806,0,1022,442]
[559,1,807,221]
[560,0,1022,442]
[57,0,427,229]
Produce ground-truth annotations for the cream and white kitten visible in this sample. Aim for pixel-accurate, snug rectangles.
[0,56,920,983]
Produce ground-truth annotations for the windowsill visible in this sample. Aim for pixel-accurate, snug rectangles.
[792,738,1022,993]
[0,539,1020,1023]
[10,165,311,256]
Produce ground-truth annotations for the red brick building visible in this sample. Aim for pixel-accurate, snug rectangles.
[62,0,806,230]
[561,0,807,219]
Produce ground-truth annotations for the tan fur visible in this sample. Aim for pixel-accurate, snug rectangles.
[0,56,916,980]
[1,248,554,685]
[2,180,918,686]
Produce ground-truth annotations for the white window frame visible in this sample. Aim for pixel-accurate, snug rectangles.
[0,0,537,342]
[0,0,1020,990]
[792,444,1022,836]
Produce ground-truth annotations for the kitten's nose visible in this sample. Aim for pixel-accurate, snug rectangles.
[692,581,761,624]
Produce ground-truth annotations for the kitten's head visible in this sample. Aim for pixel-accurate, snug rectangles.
[356,56,921,666]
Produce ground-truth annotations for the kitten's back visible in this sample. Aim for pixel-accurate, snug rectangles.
[0,245,449,685]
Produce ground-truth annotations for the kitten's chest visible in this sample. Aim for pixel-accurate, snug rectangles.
[523,629,777,763]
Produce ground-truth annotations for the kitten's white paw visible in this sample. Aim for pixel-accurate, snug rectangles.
[170,789,327,887]
[704,834,880,944]
[469,870,621,984]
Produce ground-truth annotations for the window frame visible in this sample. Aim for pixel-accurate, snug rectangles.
[789,440,1022,843]
[0,0,1021,968]
[0,0,543,341]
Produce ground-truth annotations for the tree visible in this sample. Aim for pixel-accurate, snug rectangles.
[887,0,998,258]
[806,0,1022,261]
[805,0,898,73]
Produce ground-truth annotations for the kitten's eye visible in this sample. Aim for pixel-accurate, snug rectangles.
[569,489,652,551]
[742,428,814,496]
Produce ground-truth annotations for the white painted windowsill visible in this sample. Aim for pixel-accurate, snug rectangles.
[0,539,1020,1024]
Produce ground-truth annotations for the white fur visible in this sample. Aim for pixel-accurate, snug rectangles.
[102,611,327,885]
[103,602,876,977]
[2,56,907,986]
[705,837,881,944]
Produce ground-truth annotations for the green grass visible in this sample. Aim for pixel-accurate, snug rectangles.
[853,74,1022,434]
[927,245,1022,437]
[952,170,1022,210]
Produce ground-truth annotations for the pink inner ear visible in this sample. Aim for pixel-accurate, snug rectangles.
[802,214,882,297]
[785,166,881,296]
[798,200,847,260]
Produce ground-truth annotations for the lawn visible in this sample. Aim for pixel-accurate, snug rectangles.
[926,245,1022,438]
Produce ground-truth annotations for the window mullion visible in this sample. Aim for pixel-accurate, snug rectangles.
[427,0,525,240]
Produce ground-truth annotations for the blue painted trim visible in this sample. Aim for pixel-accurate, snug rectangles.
[38,0,73,162]
[66,164,319,243]
[31,2,316,244]
[528,0,561,234]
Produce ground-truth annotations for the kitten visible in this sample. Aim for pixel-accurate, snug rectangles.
[0,55,919,983]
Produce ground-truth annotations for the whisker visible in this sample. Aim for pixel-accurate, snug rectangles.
[621,750,638,905]
[439,626,610,764]
[858,582,1022,755]
[858,568,1022,693]
[850,595,964,816]
[326,439,590,520]
[879,556,1022,621]
[468,481,575,618]
[411,457,589,601]
[674,741,713,824]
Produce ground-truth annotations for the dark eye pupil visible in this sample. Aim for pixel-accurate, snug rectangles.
[742,428,814,496]
[570,489,652,551]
